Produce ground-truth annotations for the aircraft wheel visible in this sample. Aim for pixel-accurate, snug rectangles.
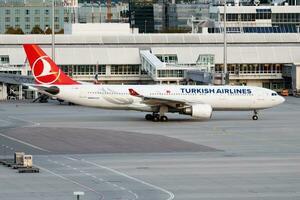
[145,114,153,121]
[252,115,258,120]
[160,116,168,122]
[152,115,160,122]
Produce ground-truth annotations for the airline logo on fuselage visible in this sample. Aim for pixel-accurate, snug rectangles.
[180,88,252,94]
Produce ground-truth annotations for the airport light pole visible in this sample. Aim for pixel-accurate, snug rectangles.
[52,0,55,62]
[223,0,227,85]
[73,191,84,200]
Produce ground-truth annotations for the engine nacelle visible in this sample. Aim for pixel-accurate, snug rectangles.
[181,104,212,119]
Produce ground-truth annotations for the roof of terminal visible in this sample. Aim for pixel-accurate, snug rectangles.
[0,34,300,65]
[0,34,299,45]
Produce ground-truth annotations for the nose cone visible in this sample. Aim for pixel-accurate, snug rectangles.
[278,96,285,105]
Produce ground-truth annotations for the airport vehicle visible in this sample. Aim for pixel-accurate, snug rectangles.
[23,44,285,122]
[281,89,289,96]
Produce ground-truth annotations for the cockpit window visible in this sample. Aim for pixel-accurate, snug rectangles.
[271,93,278,96]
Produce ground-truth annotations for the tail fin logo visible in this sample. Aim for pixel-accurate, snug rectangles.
[32,56,61,84]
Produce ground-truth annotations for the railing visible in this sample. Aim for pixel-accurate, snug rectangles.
[229,72,282,79]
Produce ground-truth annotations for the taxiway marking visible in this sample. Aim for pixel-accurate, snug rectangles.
[79,158,175,200]
[8,116,41,127]
[35,164,104,200]
[0,133,50,152]
[47,157,138,200]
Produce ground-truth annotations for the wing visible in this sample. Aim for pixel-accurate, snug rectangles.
[128,88,202,108]
[24,84,59,95]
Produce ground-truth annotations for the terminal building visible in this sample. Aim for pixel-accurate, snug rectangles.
[0,0,68,34]
[0,0,128,34]
[0,33,300,100]
[209,5,300,33]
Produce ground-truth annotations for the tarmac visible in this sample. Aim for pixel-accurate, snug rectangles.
[0,97,300,200]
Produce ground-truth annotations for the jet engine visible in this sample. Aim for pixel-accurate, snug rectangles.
[181,104,212,119]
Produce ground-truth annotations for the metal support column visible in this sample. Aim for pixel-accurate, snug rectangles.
[223,0,228,85]
[18,85,23,100]
[52,0,55,62]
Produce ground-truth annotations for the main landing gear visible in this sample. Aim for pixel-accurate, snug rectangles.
[252,110,258,120]
[145,113,168,122]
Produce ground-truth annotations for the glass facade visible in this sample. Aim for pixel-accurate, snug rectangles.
[197,54,214,66]
[211,7,300,33]
[154,3,209,32]
[0,55,9,64]
[77,3,128,23]
[60,65,106,76]
[218,10,300,22]
[156,54,178,63]
[158,69,184,78]
[129,0,154,33]
[215,63,283,74]
[60,64,141,77]
[111,65,140,75]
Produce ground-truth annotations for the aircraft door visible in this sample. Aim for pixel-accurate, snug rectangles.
[79,87,88,99]
[252,89,265,108]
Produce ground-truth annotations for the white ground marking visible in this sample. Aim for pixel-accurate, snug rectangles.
[8,116,41,127]
[0,133,50,152]
[61,155,139,200]
[48,156,139,200]
[128,190,139,199]
[0,117,48,152]
[1,115,171,200]
[79,158,175,200]
[35,164,104,200]
[0,144,14,154]
[66,157,78,161]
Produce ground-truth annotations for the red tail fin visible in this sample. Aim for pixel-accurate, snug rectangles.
[23,44,79,85]
[129,88,140,96]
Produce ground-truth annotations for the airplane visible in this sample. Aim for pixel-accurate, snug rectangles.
[23,44,285,122]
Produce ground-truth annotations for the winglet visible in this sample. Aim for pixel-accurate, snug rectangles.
[23,44,79,85]
[129,88,140,96]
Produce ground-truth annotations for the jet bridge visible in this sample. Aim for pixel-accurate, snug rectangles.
[186,70,212,85]
[0,73,34,85]
[140,50,165,82]
[140,50,213,84]
[0,73,34,100]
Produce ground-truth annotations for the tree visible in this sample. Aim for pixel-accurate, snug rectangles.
[5,27,16,34]
[5,26,24,34]
[31,25,44,34]
[44,28,64,34]
[44,27,52,34]
[14,28,24,34]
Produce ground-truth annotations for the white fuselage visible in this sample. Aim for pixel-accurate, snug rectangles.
[48,85,285,113]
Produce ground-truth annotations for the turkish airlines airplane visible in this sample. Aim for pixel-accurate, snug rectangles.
[23,44,285,122]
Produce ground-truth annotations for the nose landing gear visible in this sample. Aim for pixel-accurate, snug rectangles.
[145,114,153,121]
[252,110,258,120]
